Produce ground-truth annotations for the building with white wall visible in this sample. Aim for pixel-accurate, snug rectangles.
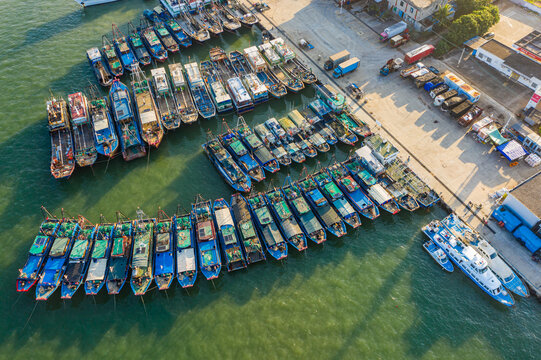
[387,0,451,31]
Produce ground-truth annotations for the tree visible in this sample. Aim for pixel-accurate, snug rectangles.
[433,4,452,28]
[455,0,491,17]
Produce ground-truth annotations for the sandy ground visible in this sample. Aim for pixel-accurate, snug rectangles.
[243,0,541,294]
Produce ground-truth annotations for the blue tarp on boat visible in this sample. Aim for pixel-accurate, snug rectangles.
[492,205,522,232]
[513,225,541,253]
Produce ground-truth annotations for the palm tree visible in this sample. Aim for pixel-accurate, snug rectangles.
[433,4,452,28]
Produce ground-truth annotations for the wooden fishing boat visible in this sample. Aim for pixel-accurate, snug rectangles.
[230,194,266,264]
[86,47,113,87]
[175,212,197,288]
[230,50,268,104]
[17,216,61,292]
[154,210,175,290]
[327,163,379,220]
[270,37,317,84]
[186,6,214,36]
[214,3,241,32]
[87,86,118,158]
[213,198,247,272]
[150,67,181,130]
[101,35,124,77]
[184,62,216,119]
[236,117,281,173]
[139,20,168,62]
[109,79,147,161]
[251,123,291,166]
[297,177,347,238]
[378,173,419,212]
[61,218,96,299]
[282,180,326,245]
[327,116,358,146]
[266,188,308,252]
[154,6,192,47]
[68,92,97,167]
[247,193,288,260]
[48,96,75,179]
[106,219,133,295]
[273,118,307,163]
[131,67,164,148]
[179,10,210,43]
[202,6,224,36]
[243,46,286,98]
[227,0,259,27]
[130,215,154,296]
[35,218,79,300]
[127,22,152,67]
[336,111,372,138]
[143,10,180,54]
[84,221,114,295]
[112,23,138,72]
[219,122,265,182]
[193,197,221,280]
[202,133,251,192]
[168,63,198,124]
[200,60,234,113]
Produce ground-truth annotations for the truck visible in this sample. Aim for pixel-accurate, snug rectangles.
[333,57,360,78]
[434,89,458,106]
[410,68,430,80]
[430,84,449,98]
[450,100,474,118]
[404,44,435,64]
[400,62,425,78]
[380,58,404,76]
[441,96,466,111]
[423,78,443,92]
[324,50,350,70]
[389,33,409,48]
[414,72,437,88]
[458,106,483,127]
[443,72,481,103]
[380,21,407,42]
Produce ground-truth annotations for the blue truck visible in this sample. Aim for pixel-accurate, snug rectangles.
[333,57,360,78]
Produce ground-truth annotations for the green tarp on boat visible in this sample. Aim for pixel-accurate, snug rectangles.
[50,237,70,257]
[158,27,169,37]
[293,198,310,215]
[359,169,376,186]
[131,36,143,47]
[111,236,127,257]
[177,229,191,248]
[255,207,272,225]
[222,226,237,245]
[324,182,342,199]
[92,240,108,259]
[239,221,256,240]
[274,201,292,219]
[245,134,262,148]
[230,140,247,155]
[70,240,89,259]
[29,236,49,255]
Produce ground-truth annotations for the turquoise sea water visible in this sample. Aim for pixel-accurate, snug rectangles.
[0,1,540,359]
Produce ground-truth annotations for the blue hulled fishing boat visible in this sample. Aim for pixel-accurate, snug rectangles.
[313,170,362,229]
[35,218,79,301]
[154,211,175,290]
[244,46,287,98]
[230,51,269,104]
[213,198,247,272]
[236,117,281,173]
[193,197,221,280]
[297,177,347,238]
[101,35,124,77]
[282,180,326,245]
[156,6,192,47]
[84,222,114,295]
[143,10,180,54]
[247,193,288,260]
[17,217,61,292]
[231,194,266,264]
[106,220,133,295]
[112,24,138,72]
[184,62,216,119]
[127,22,152,67]
[86,47,113,87]
[61,219,96,299]
[109,79,146,161]
[200,60,234,114]
[175,212,198,288]
[130,216,154,296]
[265,189,308,252]
[423,240,454,272]
[139,20,168,62]
[202,134,251,193]
[87,89,118,158]
[327,163,379,220]
[327,116,357,146]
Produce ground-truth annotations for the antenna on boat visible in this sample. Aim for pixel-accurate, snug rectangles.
[157,207,171,221]
[61,208,76,221]
[40,206,58,220]
[78,215,95,228]
[116,211,131,223]
[99,213,108,224]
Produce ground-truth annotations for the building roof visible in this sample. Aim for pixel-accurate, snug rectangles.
[514,30,541,59]
[480,40,541,80]
[511,174,541,220]
[407,0,438,9]
[479,39,515,59]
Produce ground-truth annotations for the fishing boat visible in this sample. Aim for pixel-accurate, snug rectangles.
[378,173,419,212]
[214,3,241,32]
[282,180,326,245]
[327,163,379,220]
[423,240,454,272]
[179,9,210,43]
[193,197,221,280]
[111,23,138,72]
[130,216,154,296]
[86,47,113,87]
[155,6,192,47]
[200,60,234,113]
[175,212,198,288]
[259,42,303,93]
[150,67,181,130]
[87,87,118,158]
[227,0,258,27]
[243,46,286,98]
[288,109,311,133]
[101,35,124,77]
[202,6,224,36]
[230,194,266,264]
[213,198,247,271]
[202,134,251,192]
[313,170,362,229]
[131,67,164,147]
[160,0,181,17]
[139,20,168,62]
[186,6,213,36]
[127,22,152,67]
[219,123,265,182]
[35,218,79,301]
[68,92,97,167]
[266,188,308,252]
[84,221,114,295]
[184,62,216,119]
[17,217,61,292]
[442,214,529,297]
[168,63,198,124]
[266,117,287,140]
[143,10,180,54]
[247,193,288,260]
[109,79,147,161]
[327,117,358,146]
[230,51,268,104]
[270,38,295,62]
[236,117,280,173]
[154,211,175,290]
[297,177,347,238]
[48,96,75,179]
[422,220,515,307]
[252,123,292,166]
[106,220,133,295]
[283,141,305,164]
[61,219,96,299]
[337,111,372,138]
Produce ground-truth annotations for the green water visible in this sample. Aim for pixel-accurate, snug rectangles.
[0,0,539,358]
